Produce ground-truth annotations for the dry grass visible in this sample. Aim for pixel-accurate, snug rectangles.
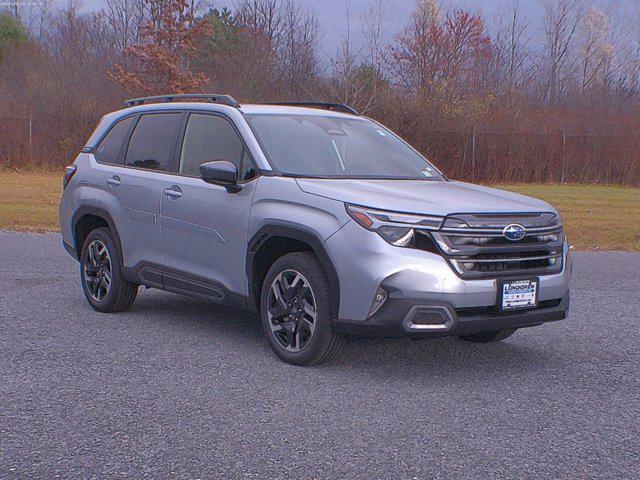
[496,184,639,251]
[0,171,61,233]
[0,172,637,250]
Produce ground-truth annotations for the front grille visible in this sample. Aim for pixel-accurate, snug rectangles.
[427,213,565,279]
[461,250,561,273]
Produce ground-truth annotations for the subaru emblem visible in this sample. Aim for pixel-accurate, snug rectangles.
[503,223,526,241]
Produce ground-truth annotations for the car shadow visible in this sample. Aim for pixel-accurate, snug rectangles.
[125,289,561,380]
[128,288,264,340]
[331,335,552,381]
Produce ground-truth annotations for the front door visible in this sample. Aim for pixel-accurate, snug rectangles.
[159,113,258,301]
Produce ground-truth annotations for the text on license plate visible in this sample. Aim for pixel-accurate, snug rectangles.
[501,279,538,310]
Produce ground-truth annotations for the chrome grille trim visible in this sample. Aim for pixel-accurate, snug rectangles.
[440,225,562,235]
[432,212,565,279]
[454,253,562,264]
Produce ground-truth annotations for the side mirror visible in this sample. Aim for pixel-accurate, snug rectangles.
[199,160,241,193]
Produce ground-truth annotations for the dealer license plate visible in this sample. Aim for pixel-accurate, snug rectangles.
[500,279,538,310]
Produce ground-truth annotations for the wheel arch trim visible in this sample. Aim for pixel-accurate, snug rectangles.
[246,223,341,315]
[71,206,124,268]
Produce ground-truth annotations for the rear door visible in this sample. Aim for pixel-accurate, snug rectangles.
[104,112,183,272]
[159,112,258,300]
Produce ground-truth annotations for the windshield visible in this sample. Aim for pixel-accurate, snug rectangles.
[246,114,444,180]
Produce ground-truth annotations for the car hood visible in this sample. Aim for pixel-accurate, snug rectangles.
[295,178,556,216]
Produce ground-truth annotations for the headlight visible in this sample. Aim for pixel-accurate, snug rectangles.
[346,204,443,247]
[377,226,414,246]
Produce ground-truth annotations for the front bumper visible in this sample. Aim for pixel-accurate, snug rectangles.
[333,292,570,338]
[325,220,572,322]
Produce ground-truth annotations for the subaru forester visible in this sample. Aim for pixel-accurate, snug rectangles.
[59,94,571,365]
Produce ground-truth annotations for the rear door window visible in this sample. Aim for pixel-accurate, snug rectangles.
[125,113,182,171]
[95,116,134,164]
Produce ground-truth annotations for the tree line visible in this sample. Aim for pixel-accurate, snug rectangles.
[1,0,639,185]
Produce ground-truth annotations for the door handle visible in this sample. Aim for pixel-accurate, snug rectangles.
[106,176,121,187]
[163,187,183,199]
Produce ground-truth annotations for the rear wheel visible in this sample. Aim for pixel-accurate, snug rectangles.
[458,328,517,343]
[80,227,138,313]
[260,252,345,365]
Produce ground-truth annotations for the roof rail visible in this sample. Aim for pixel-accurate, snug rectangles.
[269,102,359,115]
[123,94,240,108]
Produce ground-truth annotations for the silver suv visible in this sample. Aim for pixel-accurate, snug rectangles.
[59,94,571,365]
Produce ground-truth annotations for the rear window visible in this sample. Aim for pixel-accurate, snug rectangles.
[125,113,182,171]
[94,116,134,164]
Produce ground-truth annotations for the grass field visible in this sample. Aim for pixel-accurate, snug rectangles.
[0,172,61,233]
[0,171,638,251]
[495,184,639,251]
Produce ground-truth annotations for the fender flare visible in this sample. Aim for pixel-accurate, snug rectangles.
[246,223,341,316]
[71,206,124,268]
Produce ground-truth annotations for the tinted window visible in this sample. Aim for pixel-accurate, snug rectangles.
[95,116,134,164]
[179,114,246,176]
[125,113,182,171]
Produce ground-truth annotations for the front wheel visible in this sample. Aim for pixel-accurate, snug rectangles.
[458,328,517,343]
[260,252,345,366]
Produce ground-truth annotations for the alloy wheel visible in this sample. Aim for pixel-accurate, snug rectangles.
[83,239,112,302]
[267,270,317,352]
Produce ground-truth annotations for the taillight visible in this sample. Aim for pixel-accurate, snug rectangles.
[63,165,77,189]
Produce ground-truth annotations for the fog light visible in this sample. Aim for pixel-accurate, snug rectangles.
[368,287,388,318]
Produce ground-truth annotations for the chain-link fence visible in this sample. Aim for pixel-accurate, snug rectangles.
[2,116,639,184]
[0,116,34,166]
[413,128,639,185]
[0,116,82,168]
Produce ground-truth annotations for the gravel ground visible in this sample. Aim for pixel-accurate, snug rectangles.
[1,232,639,479]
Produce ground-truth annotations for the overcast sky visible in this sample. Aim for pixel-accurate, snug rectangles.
[55,0,624,59]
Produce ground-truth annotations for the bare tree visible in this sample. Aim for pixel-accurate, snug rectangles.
[593,0,633,102]
[235,0,284,65]
[541,0,587,105]
[625,4,640,96]
[279,0,318,98]
[104,0,144,53]
[362,0,388,69]
[576,7,613,95]
[494,0,529,97]
[328,2,361,105]
[325,0,391,114]
[233,0,284,99]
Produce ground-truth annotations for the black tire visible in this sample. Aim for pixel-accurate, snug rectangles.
[80,227,138,313]
[260,252,345,366]
[458,328,517,344]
